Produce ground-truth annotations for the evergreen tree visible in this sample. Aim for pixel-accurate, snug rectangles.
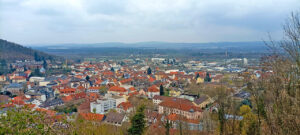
[204,72,211,82]
[147,67,152,75]
[9,64,15,73]
[165,88,170,96]
[111,67,115,72]
[23,66,27,71]
[43,60,48,69]
[164,119,171,135]
[0,59,8,75]
[128,105,146,135]
[218,104,225,134]
[86,75,90,81]
[33,68,42,77]
[160,84,164,96]
[34,52,41,61]
[195,73,200,80]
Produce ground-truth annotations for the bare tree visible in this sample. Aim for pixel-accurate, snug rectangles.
[258,11,300,135]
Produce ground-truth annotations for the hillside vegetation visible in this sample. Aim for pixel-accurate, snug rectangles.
[0,39,58,62]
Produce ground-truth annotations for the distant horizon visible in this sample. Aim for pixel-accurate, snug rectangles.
[25,40,267,47]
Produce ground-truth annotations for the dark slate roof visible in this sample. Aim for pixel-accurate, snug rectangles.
[48,81,58,86]
[25,91,42,96]
[70,77,81,82]
[105,112,125,124]
[234,91,251,99]
[194,96,208,105]
[6,83,23,88]
[45,76,58,81]
[60,75,68,80]
[40,98,64,108]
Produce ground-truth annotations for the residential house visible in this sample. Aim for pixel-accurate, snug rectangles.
[12,76,26,83]
[169,89,181,97]
[86,93,100,102]
[78,101,90,113]
[107,94,126,106]
[153,95,191,105]
[86,86,100,93]
[116,101,134,113]
[0,75,6,82]
[25,90,47,101]
[40,98,64,109]
[25,98,42,108]
[163,114,203,131]
[158,98,203,119]
[59,87,76,96]
[105,112,125,126]
[147,85,160,98]
[108,86,128,95]
[152,95,169,105]
[145,110,161,126]
[80,113,105,121]
[5,83,23,95]
[193,96,214,108]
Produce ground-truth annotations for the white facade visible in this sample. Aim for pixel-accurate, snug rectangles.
[147,92,160,99]
[29,77,45,82]
[243,58,248,66]
[39,81,50,86]
[90,98,116,114]
[104,94,126,106]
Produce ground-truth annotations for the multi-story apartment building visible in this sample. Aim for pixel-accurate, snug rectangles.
[90,98,116,114]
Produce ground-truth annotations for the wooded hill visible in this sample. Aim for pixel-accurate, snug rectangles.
[0,39,59,62]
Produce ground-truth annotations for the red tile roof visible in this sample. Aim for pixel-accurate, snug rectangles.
[25,104,36,109]
[128,91,139,97]
[120,78,132,84]
[1,103,15,108]
[62,95,73,102]
[24,70,31,75]
[147,85,159,92]
[149,77,155,82]
[86,93,99,101]
[170,72,184,75]
[159,99,202,112]
[35,108,56,117]
[59,87,76,94]
[117,102,133,111]
[195,72,206,78]
[94,79,103,85]
[89,86,101,90]
[12,76,26,80]
[12,96,25,105]
[167,114,200,124]
[129,87,136,91]
[80,113,104,121]
[109,86,127,92]
[72,92,86,100]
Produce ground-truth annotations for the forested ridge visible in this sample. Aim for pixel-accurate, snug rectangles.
[0,39,58,62]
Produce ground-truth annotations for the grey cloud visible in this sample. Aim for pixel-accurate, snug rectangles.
[0,0,299,44]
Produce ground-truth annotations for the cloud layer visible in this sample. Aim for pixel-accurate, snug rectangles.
[0,0,299,45]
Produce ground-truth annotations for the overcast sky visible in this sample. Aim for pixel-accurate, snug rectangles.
[0,0,299,45]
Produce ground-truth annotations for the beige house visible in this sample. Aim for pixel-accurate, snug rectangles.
[0,75,6,82]
[158,98,203,120]
[193,96,214,108]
